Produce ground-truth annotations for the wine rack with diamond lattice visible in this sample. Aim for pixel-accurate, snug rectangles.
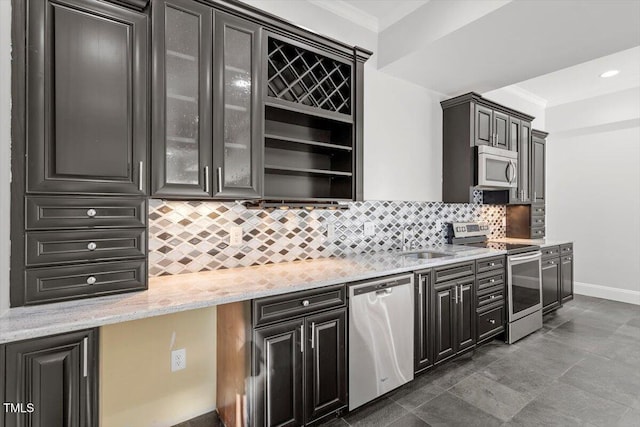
[267,37,352,117]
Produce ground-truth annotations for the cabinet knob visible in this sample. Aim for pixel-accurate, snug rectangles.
[86,209,97,218]
[490,295,497,299]
[301,300,310,307]
[87,242,97,251]
[86,276,97,285]
[489,319,496,324]
[489,262,495,266]
[550,261,555,265]
[490,279,495,283]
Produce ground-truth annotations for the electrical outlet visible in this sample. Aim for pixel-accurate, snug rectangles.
[230,226,243,247]
[171,348,186,372]
[363,222,376,237]
[325,223,335,240]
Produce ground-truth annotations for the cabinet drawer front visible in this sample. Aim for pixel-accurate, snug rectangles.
[542,257,560,269]
[560,244,573,255]
[477,287,504,308]
[433,261,475,284]
[531,216,545,227]
[253,284,346,326]
[25,260,147,304]
[26,229,146,266]
[542,246,560,258]
[531,226,545,239]
[477,306,505,341]
[476,272,505,292]
[476,256,505,274]
[26,197,147,229]
[531,204,545,216]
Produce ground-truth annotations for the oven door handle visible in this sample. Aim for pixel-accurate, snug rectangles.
[509,251,542,263]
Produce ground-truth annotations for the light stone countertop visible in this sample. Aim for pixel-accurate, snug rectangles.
[491,237,573,248]
[0,245,505,344]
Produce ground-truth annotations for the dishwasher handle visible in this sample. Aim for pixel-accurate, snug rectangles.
[351,275,412,296]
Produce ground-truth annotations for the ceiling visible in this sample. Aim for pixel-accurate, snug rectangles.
[339,0,430,31]
[313,0,640,98]
[514,46,640,107]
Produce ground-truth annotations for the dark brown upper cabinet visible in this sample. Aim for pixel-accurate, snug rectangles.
[152,0,213,198]
[26,0,148,196]
[152,3,262,199]
[441,93,534,203]
[474,105,509,150]
[213,11,263,199]
[509,120,532,204]
[532,129,548,203]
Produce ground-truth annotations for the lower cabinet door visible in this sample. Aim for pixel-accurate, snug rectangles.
[2,329,98,427]
[254,319,304,427]
[542,257,561,314]
[304,309,347,424]
[561,255,574,303]
[457,281,476,352]
[433,282,456,364]
[414,271,432,373]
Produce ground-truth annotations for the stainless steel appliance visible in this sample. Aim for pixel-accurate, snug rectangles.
[477,145,518,189]
[448,222,542,343]
[348,275,414,410]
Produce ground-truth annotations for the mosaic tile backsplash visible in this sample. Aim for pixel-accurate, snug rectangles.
[148,197,506,276]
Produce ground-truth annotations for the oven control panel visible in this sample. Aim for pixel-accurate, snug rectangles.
[452,222,490,238]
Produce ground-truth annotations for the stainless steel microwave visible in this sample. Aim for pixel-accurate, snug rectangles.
[476,145,518,189]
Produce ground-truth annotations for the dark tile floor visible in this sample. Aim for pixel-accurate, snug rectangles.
[323,295,640,427]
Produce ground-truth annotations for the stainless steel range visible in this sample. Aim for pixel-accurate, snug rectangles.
[448,222,543,343]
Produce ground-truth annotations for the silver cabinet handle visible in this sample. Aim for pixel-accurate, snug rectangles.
[489,262,495,267]
[534,191,537,200]
[489,278,495,283]
[454,286,458,304]
[417,275,422,295]
[490,295,497,300]
[204,167,210,193]
[86,276,97,285]
[86,209,97,218]
[496,134,499,146]
[302,300,310,307]
[87,242,97,251]
[138,161,144,192]
[311,322,315,349]
[217,167,223,193]
[489,319,496,325]
[300,325,304,353]
[550,261,555,265]
[83,337,89,378]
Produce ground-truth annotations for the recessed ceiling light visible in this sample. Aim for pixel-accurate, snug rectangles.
[600,70,619,78]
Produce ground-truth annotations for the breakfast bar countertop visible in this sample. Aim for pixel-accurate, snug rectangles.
[0,245,506,344]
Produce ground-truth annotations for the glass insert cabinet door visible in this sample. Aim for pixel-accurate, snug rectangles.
[152,0,212,197]
[213,12,262,198]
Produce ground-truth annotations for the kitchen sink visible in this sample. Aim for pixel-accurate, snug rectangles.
[400,250,454,259]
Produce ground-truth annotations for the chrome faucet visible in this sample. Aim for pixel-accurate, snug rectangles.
[401,228,413,251]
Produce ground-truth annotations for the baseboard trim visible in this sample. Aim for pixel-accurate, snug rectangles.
[574,282,640,305]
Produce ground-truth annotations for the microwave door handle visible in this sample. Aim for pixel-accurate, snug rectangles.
[505,161,513,183]
[508,160,516,183]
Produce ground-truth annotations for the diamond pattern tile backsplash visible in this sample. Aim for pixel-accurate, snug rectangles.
[148,195,506,276]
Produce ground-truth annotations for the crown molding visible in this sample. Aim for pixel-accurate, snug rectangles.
[307,0,379,33]
[504,85,548,109]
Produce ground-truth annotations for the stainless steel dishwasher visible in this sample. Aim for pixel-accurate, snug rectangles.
[348,274,414,410]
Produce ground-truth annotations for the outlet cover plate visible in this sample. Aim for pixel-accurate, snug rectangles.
[363,222,375,237]
[230,226,243,247]
[171,348,186,372]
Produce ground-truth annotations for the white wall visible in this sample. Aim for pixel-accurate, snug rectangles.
[546,88,640,304]
[241,0,444,201]
[0,0,11,314]
[483,86,547,130]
